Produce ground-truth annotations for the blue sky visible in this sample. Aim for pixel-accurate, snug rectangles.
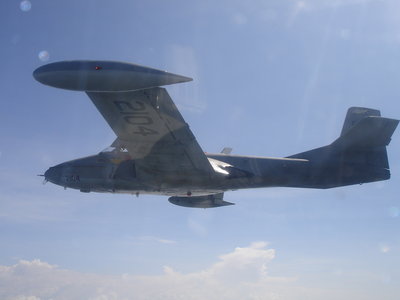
[0,0,399,299]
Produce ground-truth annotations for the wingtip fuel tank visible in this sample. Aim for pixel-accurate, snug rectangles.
[33,60,192,92]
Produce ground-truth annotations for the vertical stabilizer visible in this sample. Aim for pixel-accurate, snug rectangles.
[341,107,381,136]
[289,107,398,188]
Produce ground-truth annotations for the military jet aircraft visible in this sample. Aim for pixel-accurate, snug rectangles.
[34,60,399,208]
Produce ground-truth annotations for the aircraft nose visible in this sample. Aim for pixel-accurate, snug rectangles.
[44,166,62,184]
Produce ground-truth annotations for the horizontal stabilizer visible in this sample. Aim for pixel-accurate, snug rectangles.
[333,116,399,150]
[33,60,192,92]
[168,193,234,208]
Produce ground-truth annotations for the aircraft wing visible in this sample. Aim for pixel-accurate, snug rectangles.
[86,87,213,175]
[33,60,214,176]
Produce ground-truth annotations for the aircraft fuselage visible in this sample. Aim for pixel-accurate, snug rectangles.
[44,148,389,197]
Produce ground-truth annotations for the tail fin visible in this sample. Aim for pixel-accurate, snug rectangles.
[340,107,381,136]
[289,107,398,188]
[332,109,398,173]
[334,107,398,151]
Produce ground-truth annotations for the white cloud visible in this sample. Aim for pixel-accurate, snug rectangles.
[0,243,392,300]
[0,243,300,300]
[208,241,275,283]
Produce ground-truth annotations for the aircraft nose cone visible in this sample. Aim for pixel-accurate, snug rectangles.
[44,166,61,184]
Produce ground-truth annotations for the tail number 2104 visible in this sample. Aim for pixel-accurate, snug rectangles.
[113,100,159,136]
